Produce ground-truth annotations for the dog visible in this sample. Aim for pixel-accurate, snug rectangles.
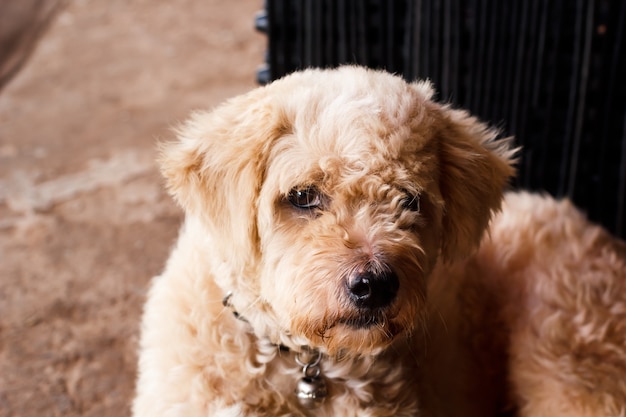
[133,66,626,417]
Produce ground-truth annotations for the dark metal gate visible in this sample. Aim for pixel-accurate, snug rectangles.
[256,0,626,239]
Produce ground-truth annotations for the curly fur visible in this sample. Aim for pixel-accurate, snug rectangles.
[133,66,626,417]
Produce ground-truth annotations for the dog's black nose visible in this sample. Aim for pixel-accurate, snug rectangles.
[346,269,399,310]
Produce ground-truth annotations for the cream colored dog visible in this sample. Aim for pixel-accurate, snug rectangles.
[133,66,626,417]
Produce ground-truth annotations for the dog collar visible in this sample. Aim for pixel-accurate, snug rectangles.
[222,292,329,408]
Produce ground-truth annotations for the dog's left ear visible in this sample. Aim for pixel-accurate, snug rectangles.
[158,90,286,268]
[431,102,517,262]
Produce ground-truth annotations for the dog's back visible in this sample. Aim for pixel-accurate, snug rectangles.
[462,192,626,416]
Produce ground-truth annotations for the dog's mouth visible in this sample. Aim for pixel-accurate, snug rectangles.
[337,309,396,330]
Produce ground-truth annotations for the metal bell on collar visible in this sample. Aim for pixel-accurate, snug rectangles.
[295,375,328,408]
[294,349,328,408]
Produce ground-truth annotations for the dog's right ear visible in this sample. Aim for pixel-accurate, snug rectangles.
[159,90,287,268]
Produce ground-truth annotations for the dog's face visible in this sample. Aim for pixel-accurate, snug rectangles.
[161,67,515,356]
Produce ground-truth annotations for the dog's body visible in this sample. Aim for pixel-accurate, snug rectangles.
[133,67,626,417]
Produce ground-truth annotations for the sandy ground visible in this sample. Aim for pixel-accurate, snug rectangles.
[0,1,264,416]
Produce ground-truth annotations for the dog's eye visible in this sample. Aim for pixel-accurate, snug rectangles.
[287,186,322,209]
[401,193,421,212]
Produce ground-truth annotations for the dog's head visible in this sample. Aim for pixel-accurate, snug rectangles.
[160,67,516,356]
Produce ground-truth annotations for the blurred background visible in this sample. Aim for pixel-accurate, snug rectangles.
[0,1,263,416]
[1,1,624,416]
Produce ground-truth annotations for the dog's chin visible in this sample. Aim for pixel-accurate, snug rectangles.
[296,310,410,356]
